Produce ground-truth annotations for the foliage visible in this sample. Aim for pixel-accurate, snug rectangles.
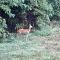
[0,17,7,38]
[0,0,60,37]
[48,0,60,16]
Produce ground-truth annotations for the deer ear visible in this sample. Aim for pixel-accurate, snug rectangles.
[30,25,32,28]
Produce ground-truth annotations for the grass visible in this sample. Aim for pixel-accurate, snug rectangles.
[0,34,60,60]
[0,21,60,60]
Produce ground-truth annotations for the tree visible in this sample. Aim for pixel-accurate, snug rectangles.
[0,0,60,37]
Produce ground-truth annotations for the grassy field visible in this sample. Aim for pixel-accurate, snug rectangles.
[0,20,60,60]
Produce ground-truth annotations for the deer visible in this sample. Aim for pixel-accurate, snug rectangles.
[17,24,32,41]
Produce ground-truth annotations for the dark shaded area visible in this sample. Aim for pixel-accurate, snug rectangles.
[10,6,24,24]
[10,6,38,29]
[27,10,38,28]
[0,6,38,33]
[0,8,16,33]
[0,8,9,19]
[24,0,30,4]
[7,17,16,33]
[10,6,22,14]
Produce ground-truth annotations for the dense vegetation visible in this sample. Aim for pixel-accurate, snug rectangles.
[0,0,60,38]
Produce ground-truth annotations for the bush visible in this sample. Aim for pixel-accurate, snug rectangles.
[0,0,60,37]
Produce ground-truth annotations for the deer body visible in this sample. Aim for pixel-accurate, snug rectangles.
[17,24,32,40]
[17,28,31,34]
[17,24,32,34]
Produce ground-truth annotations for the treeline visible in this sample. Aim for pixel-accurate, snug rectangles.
[0,0,60,38]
